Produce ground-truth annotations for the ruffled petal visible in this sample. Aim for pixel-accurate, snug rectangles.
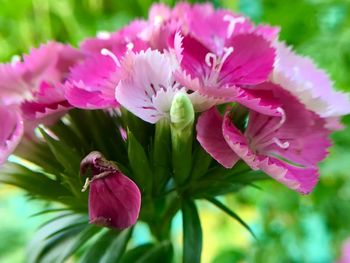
[65,52,120,109]
[197,108,239,168]
[258,158,319,194]
[222,33,275,85]
[222,110,321,194]
[272,42,350,117]
[115,49,180,123]
[0,106,24,164]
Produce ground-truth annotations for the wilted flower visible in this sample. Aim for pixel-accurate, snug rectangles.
[80,151,141,229]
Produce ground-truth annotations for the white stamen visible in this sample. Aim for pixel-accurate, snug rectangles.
[97,31,111,40]
[272,137,290,149]
[81,178,91,192]
[276,107,286,129]
[126,42,134,51]
[249,107,289,152]
[204,46,234,86]
[205,52,217,68]
[101,48,121,68]
[223,15,246,38]
[218,47,234,72]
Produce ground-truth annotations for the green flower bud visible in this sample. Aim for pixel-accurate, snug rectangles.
[170,92,194,132]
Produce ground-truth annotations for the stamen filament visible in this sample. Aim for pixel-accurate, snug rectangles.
[223,15,246,38]
[101,48,121,68]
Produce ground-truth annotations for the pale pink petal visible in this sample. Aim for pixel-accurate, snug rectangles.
[196,108,239,168]
[115,49,180,123]
[272,42,350,117]
[259,158,319,194]
[0,105,24,164]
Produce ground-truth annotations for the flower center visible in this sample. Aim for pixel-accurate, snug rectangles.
[204,46,234,86]
[223,15,246,38]
[248,108,290,153]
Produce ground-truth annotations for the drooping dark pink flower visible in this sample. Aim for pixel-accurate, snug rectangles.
[197,83,331,194]
[80,152,141,229]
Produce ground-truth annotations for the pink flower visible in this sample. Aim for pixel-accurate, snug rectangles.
[0,105,24,164]
[80,152,141,229]
[115,48,213,123]
[173,32,280,116]
[176,3,279,53]
[272,42,350,119]
[197,83,331,194]
[3,42,82,123]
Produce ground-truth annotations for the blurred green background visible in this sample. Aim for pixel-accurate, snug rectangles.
[1,0,350,262]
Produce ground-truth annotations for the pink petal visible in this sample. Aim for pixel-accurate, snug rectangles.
[246,82,331,167]
[258,158,319,194]
[65,52,120,109]
[0,105,24,164]
[272,42,350,117]
[222,33,275,85]
[115,49,179,123]
[222,110,322,194]
[196,108,239,168]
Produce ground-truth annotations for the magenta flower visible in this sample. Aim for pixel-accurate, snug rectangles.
[179,3,279,53]
[197,83,331,194]
[0,105,24,164]
[80,152,141,229]
[173,32,280,116]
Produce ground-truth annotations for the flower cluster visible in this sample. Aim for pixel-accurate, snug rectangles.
[1,2,350,230]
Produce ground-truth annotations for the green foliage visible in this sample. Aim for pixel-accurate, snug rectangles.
[182,199,202,263]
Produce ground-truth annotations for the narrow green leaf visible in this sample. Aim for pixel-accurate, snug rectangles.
[79,230,122,263]
[40,128,82,196]
[207,197,257,239]
[100,228,133,263]
[127,130,153,192]
[119,243,154,263]
[40,127,81,176]
[182,199,202,263]
[136,241,173,263]
[57,224,101,262]
[0,163,70,200]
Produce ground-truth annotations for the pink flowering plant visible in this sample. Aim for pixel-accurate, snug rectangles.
[1,2,350,262]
